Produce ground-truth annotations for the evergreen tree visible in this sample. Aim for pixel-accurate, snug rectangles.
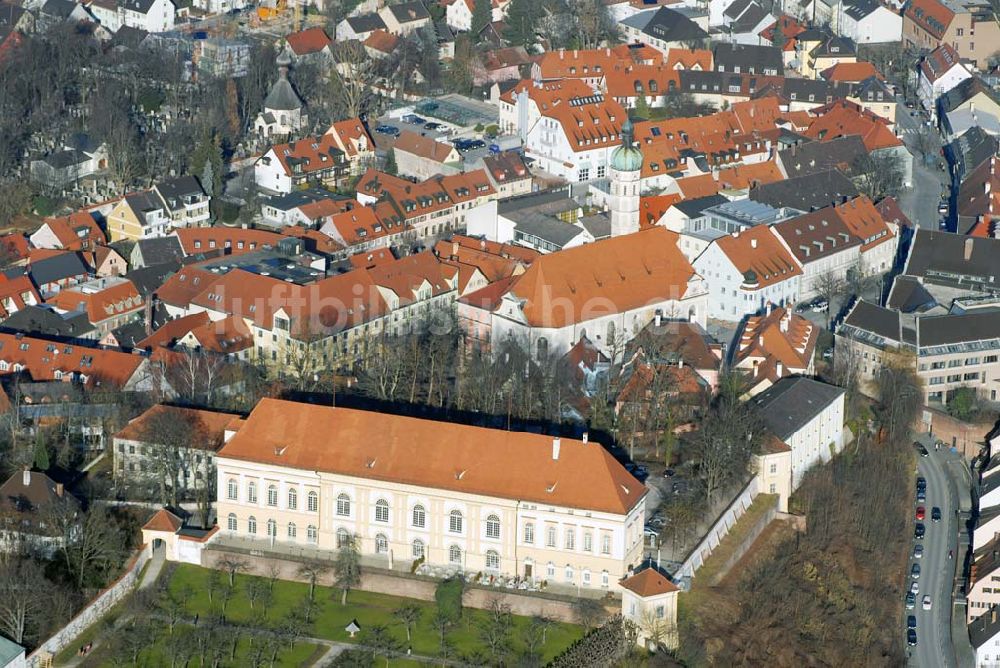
[633,94,651,121]
[772,22,786,50]
[503,0,539,48]
[471,0,492,37]
[34,438,49,471]
[384,148,398,176]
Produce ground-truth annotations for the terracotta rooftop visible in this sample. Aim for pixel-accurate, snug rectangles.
[117,404,242,450]
[218,398,646,515]
[142,508,184,533]
[285,27,332,55]
[620,567,680,596]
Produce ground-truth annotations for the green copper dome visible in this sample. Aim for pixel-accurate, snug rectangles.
[610,117,643,172]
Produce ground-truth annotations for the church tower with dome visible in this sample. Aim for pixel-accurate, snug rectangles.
[608,117,643,237]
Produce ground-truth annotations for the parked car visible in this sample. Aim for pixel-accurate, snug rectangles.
[918,444,929,457]
[401,114,426,124]
[643,526,659,539]
[931,507,941,522]
[374,125,400,137]
[922,595,932,610]
[663,468,676,478]
[914,544,923,559]
[916,506,925,520]
[423,122,443,130]
[811,299,829,312]
[938,200,949,214]
[917,476,926,489]
[915,523,925,539]
[906,592,916,609]
[917,489,926,503]
[911,563,920,579]
[822,348,834,360]
[907,629,917,646]
[907,615,916,629]
[910,580,919,594]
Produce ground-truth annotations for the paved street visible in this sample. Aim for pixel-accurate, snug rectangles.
[909,436,975,668]
[895,104,951,231]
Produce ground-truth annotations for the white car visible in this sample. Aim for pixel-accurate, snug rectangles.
[910,581,919,595]
[922,595,932,611]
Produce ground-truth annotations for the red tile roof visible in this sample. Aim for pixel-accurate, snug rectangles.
[118,404,242,449]
[325,118,375,161]
[136,311,211,350]
[620,567,680,596]
[218,398,646,515]
[394,130,460,163]
[363,29,399,53]
[820,61,883,83]
[173,228,283,256]
[904,0,954,40]
[142,508,184,533]
[0,332,146,386]
[47,278,144,324]
[804,100,901,151]
[39,211,106,251]
[285,27,332,55]
[505,227,695,328]
[716,226,802,288]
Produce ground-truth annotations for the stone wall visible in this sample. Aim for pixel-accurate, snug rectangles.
[27,546,150,667]
[920,407,993,460]
[202,547,612,623]
[674,476,761,582]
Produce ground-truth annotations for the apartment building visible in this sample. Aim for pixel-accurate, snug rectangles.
[903,0,1000,69]
[107,176,210,242]
[113,404,241,494]
[46,276,144,336]
[838,298,1000,406]
[255,134,350,195]
[498,79,626,183]
[215,398,647,591]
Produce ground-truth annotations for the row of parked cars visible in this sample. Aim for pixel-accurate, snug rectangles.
[907,473,935,647]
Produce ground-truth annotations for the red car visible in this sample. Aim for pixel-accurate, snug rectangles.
[916,506,926,520]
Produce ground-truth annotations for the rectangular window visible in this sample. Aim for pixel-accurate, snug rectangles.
[524,523,534,544]
[601,534,611,554]
[546,526,557,548]
[565,530,575,550]
[583,532,593,552]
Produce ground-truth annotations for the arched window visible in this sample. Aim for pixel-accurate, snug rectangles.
[288,522,297,539]
[485,550,500,570]
[448,545,462,564]
[546,526,556,547]
[227,479,238,500]
[307,525,318,543]
[536,337,548,361]
[267,519,277,538]
[336,528,350,548]
[412,504,426,528]
[583,532,593,552]
[565,565,574,582]
[248,516,257,534]
[375,534,388,553]
[336,493,351,516]
[287,488,298,510]
[601,534,611,555]
[375,499,390,523]
[485,514,501,540]
[267,485,278,507]
[606,321,616,343]
[449,510,463,533]
[412,539,425,558]
[247,482,258,504]
[307,491,318,512]
[583,569,591,586]
[649,79,658,93]
[227,513,237,531]
[565,529,575,550]
[601,570,610,587]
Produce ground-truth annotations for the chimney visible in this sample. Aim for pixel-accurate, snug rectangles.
[965,237,974,260]
[452,241,459,257]
[751,238,758,249]
[766,302,772,316]
[552,437,561,460]
[22,469,30,486]
[776,361,784,376]
[56,483,64,497]
[679,358,684,369]
[780,311,789,333]
[654,312,662,327]
[582,431,589,444]
[559,48,564,59]
[758,334,764,347]
[144,296,154,335]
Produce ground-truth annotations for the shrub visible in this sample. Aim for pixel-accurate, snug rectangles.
[434,576,464,624]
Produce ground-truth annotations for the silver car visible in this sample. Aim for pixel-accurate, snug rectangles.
[913,544,923,559]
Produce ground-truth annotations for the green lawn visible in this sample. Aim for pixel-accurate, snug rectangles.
[167,564,583,662]
[72,625,322,668]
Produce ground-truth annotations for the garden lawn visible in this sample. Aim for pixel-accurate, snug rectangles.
[167,564,583,662]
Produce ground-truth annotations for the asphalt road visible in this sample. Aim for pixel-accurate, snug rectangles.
[895,105,950,231]
[909,439,961,667]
